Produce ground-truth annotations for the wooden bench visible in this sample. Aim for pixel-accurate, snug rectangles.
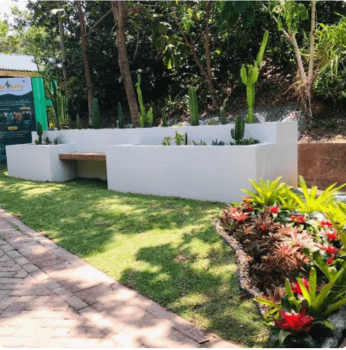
[59,152,106,161]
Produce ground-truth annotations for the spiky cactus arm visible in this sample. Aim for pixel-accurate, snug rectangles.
[92,98,100,128]
[118,102,124,128]
[220,99,227,125]
[189,87,199,126]
[161,108,168,127]
[136,74,147,126]
[37,122,43,145]
[231,116,245,142]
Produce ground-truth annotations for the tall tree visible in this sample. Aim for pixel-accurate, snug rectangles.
[265,1,316,118]
[111,1,139,126]
[76,1,94,127]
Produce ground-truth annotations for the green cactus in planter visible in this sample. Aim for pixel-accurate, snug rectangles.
[188,87,199,126]
[51,82,61,130]
[240,30,269,123]
[161,108,168,127]
[92,98,100,129]
[231,115,245,144]
[220,99,227,125]
[118,102,124,129]
[76,113,82,129]
[36,122,43,145]
[136,74,153,128]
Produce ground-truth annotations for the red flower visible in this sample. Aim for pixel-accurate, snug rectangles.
[321,220,333,228]
[270,206,280,214]
[327,256,334,265]
[327,231,338,241]
[274,309,314,333]
[247,206,253,211]
[326,246,340,254]
[260,224,268,230]
[290,215,306,224]
[292,278,309,295]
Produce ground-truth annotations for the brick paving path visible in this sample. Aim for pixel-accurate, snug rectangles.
[0,208,240,348]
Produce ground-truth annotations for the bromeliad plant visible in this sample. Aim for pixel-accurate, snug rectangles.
[255,262,346,347]
[288,176,345,214]
[242,176,292,207]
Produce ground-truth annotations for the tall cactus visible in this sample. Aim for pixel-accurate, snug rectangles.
[51,82,69,129]
[51,83,61,130]
[220,99,227,125]
[118,102,124,128]
[161,108,168,127]
[240,30,269,124]
[188,87,199,126]
[136,74,153,128]
[231,115,245,144]
[92,98,100,129]
[37,122,43,145]
[76,113,82,129]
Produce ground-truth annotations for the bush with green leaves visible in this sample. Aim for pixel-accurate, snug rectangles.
[241,176,292,207]
[287,176,345,214]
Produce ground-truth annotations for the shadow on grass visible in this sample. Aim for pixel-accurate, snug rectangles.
[0,166,268,346]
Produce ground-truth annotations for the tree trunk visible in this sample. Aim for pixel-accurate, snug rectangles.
[58,5,69,121]
[307,1,316,118]
[77,1,94,127]
[203,2,219,109]
[111,1,139,127]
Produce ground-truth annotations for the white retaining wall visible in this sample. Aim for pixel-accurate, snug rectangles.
[32,122,284,151]
[6,143,78,182]
[12,122,297,202]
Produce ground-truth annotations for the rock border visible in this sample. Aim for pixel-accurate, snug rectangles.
[215,220,269,317]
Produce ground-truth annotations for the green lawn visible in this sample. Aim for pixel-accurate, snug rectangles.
[0,164,268,347]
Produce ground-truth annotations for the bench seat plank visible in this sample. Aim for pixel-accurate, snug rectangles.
[59,152,106,161]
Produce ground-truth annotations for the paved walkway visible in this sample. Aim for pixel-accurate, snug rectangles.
[0,208,239,348]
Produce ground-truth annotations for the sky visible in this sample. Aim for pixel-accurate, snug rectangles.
[0,0,28,23]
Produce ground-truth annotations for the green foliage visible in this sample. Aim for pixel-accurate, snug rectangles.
[173,131,186,146]
[220,99,227,125]
[240,30,269,123]
[136,74,153,128]
[36,122,43,145]
[270,1,309,36]
[161,108,168,127]
[313,15,346,102]
[188,87,199,126]
[161,136,171,146]
[211,139,226,146]
[288,176,345,214]
[235,138,259,145]
[118,102,124,129]
[192,140,206,146]
[231,115,245,142]
[92,98,100,129]
[242,176,291,207]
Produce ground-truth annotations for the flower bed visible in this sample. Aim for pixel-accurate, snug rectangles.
[217,176,346,347]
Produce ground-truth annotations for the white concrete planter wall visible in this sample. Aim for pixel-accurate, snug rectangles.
[106,122,298,203]
[11,121,297,202]
[6,143,77,182]
[32,122,289,151]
